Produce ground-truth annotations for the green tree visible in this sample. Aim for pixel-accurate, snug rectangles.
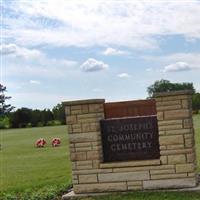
[147,79,195,97]
[31,109,42,127]
[41,109,54,126]
[0,116,10,129]
[192,93,200,113]
[10,108,32,128]
[52,103,65,124]
[0,83,14,116]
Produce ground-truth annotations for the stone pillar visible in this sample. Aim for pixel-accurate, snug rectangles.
[63,99,105,193]
[154,90,198,185]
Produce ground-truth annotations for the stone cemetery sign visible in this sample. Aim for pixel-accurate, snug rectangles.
[100,116,160,162]
[63,90,198,196]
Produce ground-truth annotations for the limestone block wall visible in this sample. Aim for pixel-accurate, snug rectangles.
[63,99,105,193]
[63,90,198,194]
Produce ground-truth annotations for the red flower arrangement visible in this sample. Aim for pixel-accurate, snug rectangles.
[51,138,61,147]
[35,138,46,148]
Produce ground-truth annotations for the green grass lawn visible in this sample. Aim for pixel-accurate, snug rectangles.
[194,114,200,171]
[0,125,71,194]
[0,114,200,199]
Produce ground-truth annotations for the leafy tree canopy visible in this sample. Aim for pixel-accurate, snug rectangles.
[0,84,14,116]
[52,103,65,124]
[192,93,200,113]
[147,79,195,97]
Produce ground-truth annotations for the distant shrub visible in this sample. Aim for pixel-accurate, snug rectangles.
[18,123,27,128]
[26,123,32,128]
[193,110,199,114]
[36,122,44,127]
[47,120,62,126]
[0,116,11,129]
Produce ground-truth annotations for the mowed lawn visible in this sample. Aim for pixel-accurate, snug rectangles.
[194,114,200,171]
[0,125,71,193]
[0,114,200,199]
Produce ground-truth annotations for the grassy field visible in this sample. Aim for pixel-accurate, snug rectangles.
[0,114,200,199]
[0,125,71,194]
[193,114,200,171]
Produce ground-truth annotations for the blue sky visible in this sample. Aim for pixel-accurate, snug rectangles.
[1,0,200,109]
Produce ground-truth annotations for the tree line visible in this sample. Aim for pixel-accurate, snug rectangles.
[10,104,65,128]
[0,104,66,129]
[0,84,65,129]
[1,80,200,129]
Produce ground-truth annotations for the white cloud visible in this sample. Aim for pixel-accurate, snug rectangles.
[1,43,17,55]
[160,53,200,67]
[30,80,41,84]
[144,53,200,72]
[1,43,43,59]
[117,73,131,78]
[80,58,109,72]
[3,43,78,80]
[102,47,129,56]
[3,1,200,49]
[163,61,199,72]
